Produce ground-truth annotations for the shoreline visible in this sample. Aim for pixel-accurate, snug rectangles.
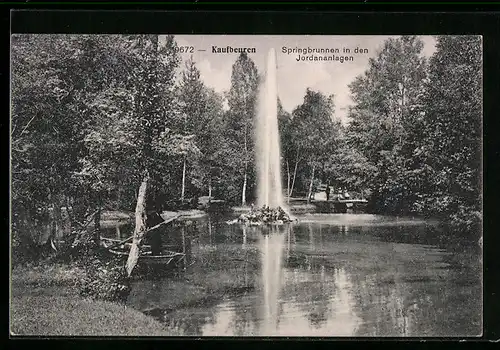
[10,257,256,336]
[11,206,480,336]
[10,262,178,336]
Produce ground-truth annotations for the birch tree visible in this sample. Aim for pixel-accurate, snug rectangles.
[290,89,336,202]
[227,53,260,206]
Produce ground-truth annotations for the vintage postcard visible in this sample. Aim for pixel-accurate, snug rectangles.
[10,34,482,337]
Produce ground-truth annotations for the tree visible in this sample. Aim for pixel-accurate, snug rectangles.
[120,35,192,275]
[289,89,337,202]
[416,35,482,231]
[11,34,130,252]
[193,87,227,198]
[179,57,207,200]
[11,34,81,252]
[277,99,294,201]
[324,127,376,198]
[66,34,186,274]
[226,53,260,206]
[346,35,428,213]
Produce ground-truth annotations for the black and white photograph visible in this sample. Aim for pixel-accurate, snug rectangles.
[10,34,482,337]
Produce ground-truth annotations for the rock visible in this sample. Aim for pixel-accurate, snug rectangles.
[227,205,295,226]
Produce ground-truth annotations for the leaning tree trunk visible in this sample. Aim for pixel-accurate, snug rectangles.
[307,164,316,204]
[126,172,149,277]
[290,157,299,198]
[286,161,291,204]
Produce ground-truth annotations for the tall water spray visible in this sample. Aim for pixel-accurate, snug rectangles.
[256,48,284,209]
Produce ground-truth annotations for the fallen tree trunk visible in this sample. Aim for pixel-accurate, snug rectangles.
[147,214,180,233]
[126,172,149,276]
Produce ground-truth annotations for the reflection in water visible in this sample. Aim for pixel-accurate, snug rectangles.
[286,225,291,260]
[181,226,186,270]
[329,267,362,335]
[101,221,132,240]
[208,216,213,247]
[126,214,482,337]
[115,225,121,239]
[308,224,314,251]
[259,227,286,335]
[279,267,361,336]
[341,225,349,236]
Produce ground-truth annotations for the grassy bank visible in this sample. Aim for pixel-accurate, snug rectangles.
[10,263,180,336]
[10,250,255,336]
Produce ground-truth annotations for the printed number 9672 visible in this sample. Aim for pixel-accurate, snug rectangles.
[175,46,195,53]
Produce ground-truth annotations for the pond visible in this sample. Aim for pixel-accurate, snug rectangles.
[102,213,482,337]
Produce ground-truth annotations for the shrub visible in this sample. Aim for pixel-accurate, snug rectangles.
[78,254,131,303]
[71,233,131,303]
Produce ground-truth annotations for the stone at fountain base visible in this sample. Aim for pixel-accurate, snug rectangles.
[226,205,297,226]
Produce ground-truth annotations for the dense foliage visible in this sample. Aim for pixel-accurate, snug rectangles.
[10,34,482,263]
[345,35,481,234]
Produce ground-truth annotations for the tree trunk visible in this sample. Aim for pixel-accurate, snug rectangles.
[242,168,247,206]
[307,164,316,203]
[290,157,299,198]
[126,172,149,277]
[286,160,291,203]
[65,195,75,229]
[208,216,212,246]
[93,194,101,248]
[242,120,248,207]
[53,195,63,240]
[116,188,122,209]
[208,180,212,198]
[181,156,187,201]
[49,191,63,247]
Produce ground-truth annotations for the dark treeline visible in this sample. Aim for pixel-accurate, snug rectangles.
[282,35,481,236]
[11,34,482,261]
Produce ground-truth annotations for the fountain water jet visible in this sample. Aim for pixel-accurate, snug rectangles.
[255,48,284,210]
[227,48,295,226]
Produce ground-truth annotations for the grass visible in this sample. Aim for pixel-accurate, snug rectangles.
[10,235,260,336]
[11,262,85,288]
[10,295,177,336]
[10,262,181,336]
[10,253,254,336]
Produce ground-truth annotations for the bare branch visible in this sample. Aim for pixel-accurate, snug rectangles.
[17,114,38,137]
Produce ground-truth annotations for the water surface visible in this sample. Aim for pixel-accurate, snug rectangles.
[106,213,482,337]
